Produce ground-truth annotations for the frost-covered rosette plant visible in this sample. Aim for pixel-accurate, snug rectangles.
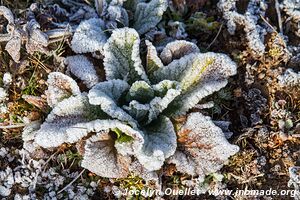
[24,27,239,182]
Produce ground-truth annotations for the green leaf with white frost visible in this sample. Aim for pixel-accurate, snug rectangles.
[35,94,106,148]
[103,27,148,84]
[136,116,177,171]
[153,52,237,116]
[145,40,164,76]
[71,18,107,54]
[65,119,144,155]
[88,79,137,127]
[126,81,154,104]
[133,0,168,34]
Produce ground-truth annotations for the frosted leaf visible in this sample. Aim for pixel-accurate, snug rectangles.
[133,0,168,34]
[160,40,200,65]
[0,6,14,24]
[45,72,81,108]
[0,6,22,62]
[124,80,181,124]
[217,0,267,57]
[168,21,188,39]
[282,0,300,21]
[148,80,181,123]
[145,40,164,75]
[22,121,46,157]
[66,119,144,155]
[22,121,41,142]
[281,0,300,37]
[136,116,177,171]
[123,100,150,122]
[278,68,300,88]
[82,132,132,178]
[168,112,239,179]
[25,19,49,54]
[71,18,107,54]
[35,94,103,148]
[88,80,137,126]
[153,52,237,116]
[5,32,22,62]
[127,81,154,103]
[65,55,99,89]
[103,28,148,84]
[107,5,129,28]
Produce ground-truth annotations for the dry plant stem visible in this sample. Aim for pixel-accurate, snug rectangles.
[275,0,283,34]
[32,151,59,190]
[206,23,223,50]
[58,169,86,194]
[0,123,25,129]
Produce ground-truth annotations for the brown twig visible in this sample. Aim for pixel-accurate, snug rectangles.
[275,0,283,34]
[58,169,86,194]
[206,23,223,50]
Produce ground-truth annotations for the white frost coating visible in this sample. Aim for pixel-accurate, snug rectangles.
[153,52,237,116]
[81,132,132,178]
[106,5,129,27]
[22,121,41,142]
[288,166,300,199]
[218,0,267,57]
[65,55,99,89]
[25,19,49,54]
[88,80,137,126]
[22,121,43,156]
[134,0,168,34]
[127,81,154,102]
[160,40,200,65]
[278,68,300,88]
[148,80,182,123]
[71,18,107,54]
[3,72,12,86]
[136,116,177,171]
[0,6,14,24]
[0,6,23,62]
[65,119,144,155]
[281,0,300,37]
[123,100,150,121]
[0,87,7,102]
[168,112,239,179]
[145,40,164,75]
[45,72,81,108]
[35,94,92,148]
[123,80,181,124]
[129,161,159,182]
[103,28,148,84]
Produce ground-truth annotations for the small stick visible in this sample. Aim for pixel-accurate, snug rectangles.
[58,169,86,194]
[0,123,25,129]
[206,23,223,50]
[275,0,283,34]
